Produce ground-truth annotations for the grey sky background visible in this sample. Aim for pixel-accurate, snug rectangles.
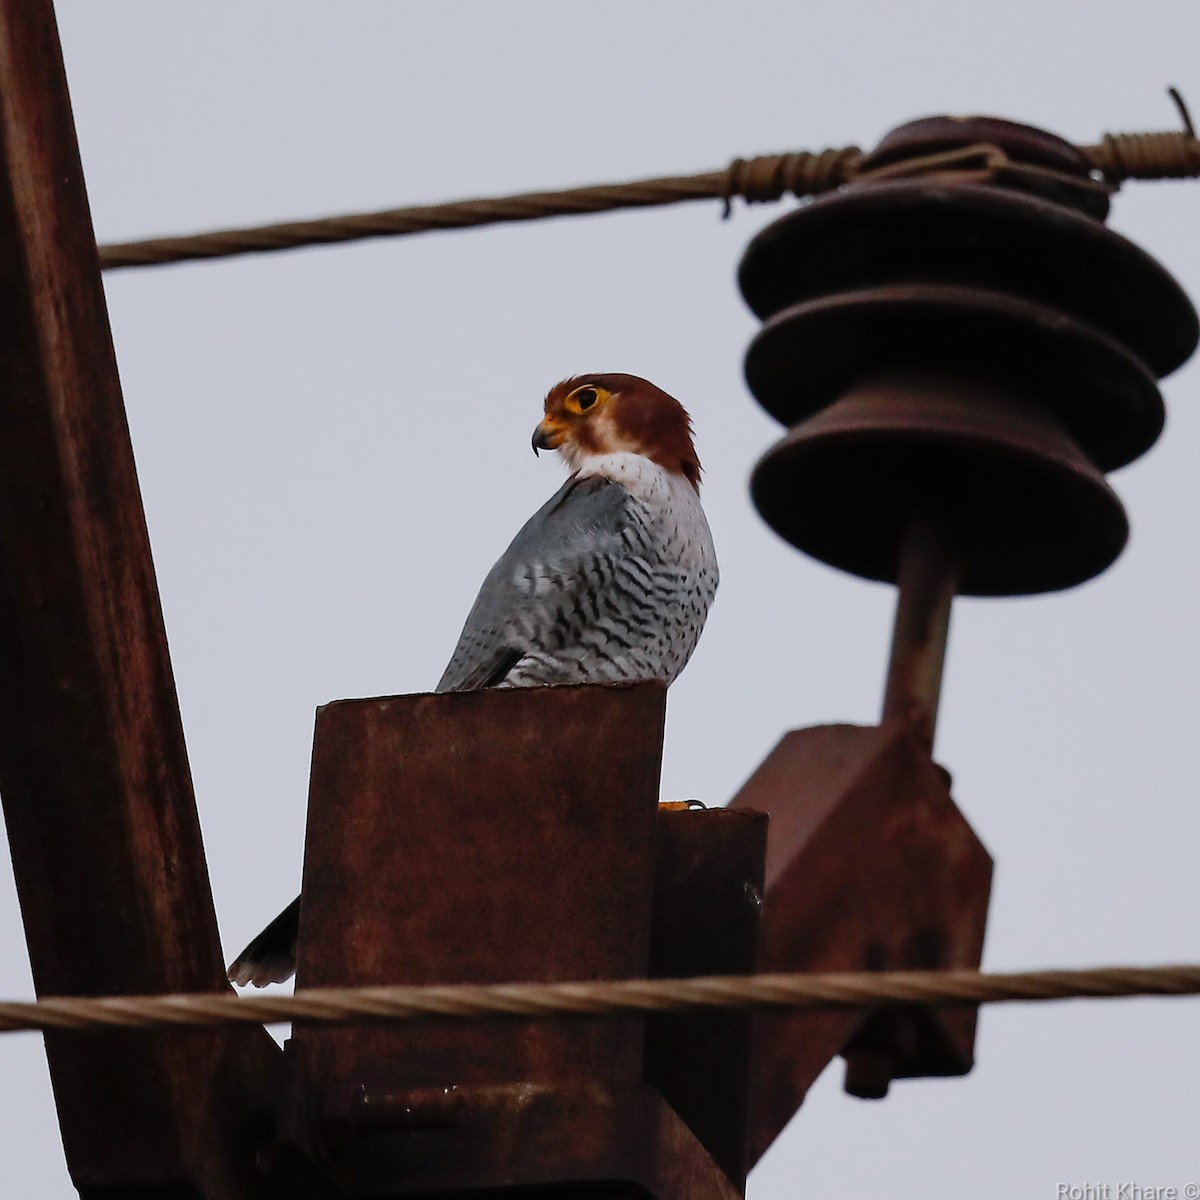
[0,3,1196,1196]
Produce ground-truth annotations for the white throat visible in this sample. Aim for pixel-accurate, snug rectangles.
[571,451,677,501]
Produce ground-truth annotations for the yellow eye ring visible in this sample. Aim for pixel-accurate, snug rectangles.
[566,385,604,414]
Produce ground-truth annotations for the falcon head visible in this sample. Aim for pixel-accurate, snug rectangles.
[532,373,702,491]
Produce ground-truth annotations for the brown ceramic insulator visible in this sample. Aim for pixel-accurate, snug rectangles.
[745,284,1164,472]
[739,180,1196,374]
[752,365,1128,596]
[738,115,1199,596]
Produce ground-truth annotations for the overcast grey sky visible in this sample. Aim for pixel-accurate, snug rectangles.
[0,3,1197,1197]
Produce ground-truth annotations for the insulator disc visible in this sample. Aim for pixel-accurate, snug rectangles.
[750,368,1129,596]
[738,181,1199,378]
[744,284,1163,471]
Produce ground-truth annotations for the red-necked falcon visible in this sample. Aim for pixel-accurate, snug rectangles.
[228,373,718,986]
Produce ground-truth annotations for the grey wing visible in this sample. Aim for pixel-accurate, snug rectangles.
[436,475,632,692]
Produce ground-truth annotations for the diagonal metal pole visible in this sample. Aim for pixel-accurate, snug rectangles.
[0,3,282,1196]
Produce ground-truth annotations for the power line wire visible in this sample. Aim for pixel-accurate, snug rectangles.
[4,963,1198,1035]
[95,125,1200,272]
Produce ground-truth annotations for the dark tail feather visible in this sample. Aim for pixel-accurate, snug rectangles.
[227,896,301,987]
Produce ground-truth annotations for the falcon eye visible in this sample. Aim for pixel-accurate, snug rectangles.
[574,387,599,411]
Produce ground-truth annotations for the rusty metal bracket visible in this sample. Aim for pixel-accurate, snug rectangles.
[729,724,992,1163]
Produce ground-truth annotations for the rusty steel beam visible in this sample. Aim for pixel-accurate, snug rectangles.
[728,723,992,1165]
[0,3,283,1196]
[290,684,666,1093]
[645,807,767,1192]
[278,684,739,1199]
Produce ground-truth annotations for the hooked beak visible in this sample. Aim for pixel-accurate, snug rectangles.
[532,415,566,456]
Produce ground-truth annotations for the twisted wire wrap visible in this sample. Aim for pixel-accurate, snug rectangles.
[1085,131,1200,181]
[719,147,864,214]
[0,964,1197,1035]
